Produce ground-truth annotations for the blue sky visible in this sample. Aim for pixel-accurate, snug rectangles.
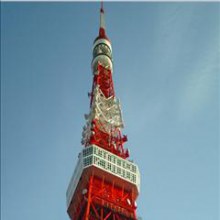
[1,2,219,220]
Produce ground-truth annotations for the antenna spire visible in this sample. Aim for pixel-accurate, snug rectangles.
[99,1,107,38]
[101,1,104,13]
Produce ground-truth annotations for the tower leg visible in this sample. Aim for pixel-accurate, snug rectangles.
[85,176,93,220]
[101,207,104,220]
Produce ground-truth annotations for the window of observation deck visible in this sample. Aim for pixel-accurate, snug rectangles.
[93,43,112,59]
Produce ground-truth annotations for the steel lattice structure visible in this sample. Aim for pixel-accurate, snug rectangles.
[66,4,140,220]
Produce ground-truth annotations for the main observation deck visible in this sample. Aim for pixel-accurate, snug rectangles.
[66,144,140,209]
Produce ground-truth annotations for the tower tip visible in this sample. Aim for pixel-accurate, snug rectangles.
[100,1,104,13]
[98,0,109,41]
[93,1,110,43]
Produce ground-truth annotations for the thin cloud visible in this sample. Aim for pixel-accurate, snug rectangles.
[177,50,219,122]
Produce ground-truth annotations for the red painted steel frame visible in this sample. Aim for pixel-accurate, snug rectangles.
[88,63,129,159]
[78,176,137,220]
[89,119,129,159]
[90,63,115,106]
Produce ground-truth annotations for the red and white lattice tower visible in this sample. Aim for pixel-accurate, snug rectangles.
[66,4,140,220]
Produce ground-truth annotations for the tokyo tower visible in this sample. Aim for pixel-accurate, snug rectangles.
[66,3,140,220]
